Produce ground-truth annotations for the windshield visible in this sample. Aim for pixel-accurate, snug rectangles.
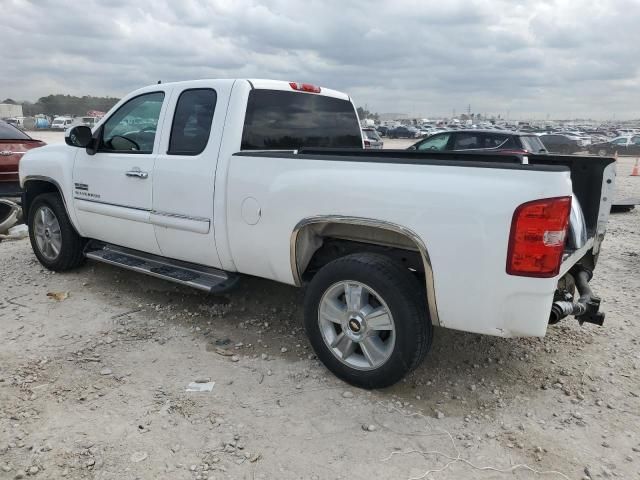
[520,135,547,153]
[0,121,31,140]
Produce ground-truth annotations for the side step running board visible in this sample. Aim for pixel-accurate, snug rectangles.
[84,241,238,293]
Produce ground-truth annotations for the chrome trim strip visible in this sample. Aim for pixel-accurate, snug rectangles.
[151,210,210,223]
[73,196,150,212]
[290,215,441,327]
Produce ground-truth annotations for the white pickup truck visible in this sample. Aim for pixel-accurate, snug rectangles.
[19,79,616,388]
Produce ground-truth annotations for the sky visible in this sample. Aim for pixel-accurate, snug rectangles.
[2,0,639,120]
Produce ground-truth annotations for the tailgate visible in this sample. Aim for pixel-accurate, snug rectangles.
[528,154,616,273]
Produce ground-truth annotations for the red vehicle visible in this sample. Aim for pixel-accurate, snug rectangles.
[0,120,46,197]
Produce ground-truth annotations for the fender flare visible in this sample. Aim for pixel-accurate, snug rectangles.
[290,215,441,327]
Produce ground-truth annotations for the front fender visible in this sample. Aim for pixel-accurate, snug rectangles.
[20,144,81,232]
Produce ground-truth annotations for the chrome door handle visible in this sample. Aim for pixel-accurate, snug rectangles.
[125,168,148,179]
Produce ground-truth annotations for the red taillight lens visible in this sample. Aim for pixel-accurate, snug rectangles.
[289,82,321,93]
[363,139,371,147]
[506,196,572,278]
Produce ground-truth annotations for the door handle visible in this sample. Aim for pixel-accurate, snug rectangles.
[125,168,148,179]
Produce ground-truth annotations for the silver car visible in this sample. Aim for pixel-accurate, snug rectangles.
[362,128,384,149]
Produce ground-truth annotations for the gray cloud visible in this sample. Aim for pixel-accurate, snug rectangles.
[2,0,638,119]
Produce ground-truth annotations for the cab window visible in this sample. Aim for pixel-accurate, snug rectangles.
[168,89,217,155]
[416,132,451,151]
[100,92,164,154]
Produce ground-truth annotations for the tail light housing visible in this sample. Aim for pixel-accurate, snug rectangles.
[289,82,321,93]
[506,196,572,278]
[363,139,371,148]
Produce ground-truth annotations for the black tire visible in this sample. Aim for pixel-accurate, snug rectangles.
[598,148,608,157]
[28,193,85,271]
[303,253,433,389]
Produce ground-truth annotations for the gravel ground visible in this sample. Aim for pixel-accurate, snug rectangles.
[1,139,639,479]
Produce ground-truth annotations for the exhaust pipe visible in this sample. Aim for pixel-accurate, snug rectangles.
[549,268,605,326]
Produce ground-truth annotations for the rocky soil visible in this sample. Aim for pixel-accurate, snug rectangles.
[1,155,639,480]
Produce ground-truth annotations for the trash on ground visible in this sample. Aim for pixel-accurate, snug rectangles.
[0,199,22,235]
[186,381,215,392]
[47,291,69,301]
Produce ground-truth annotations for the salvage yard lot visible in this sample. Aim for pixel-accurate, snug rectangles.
[1,151,639,479]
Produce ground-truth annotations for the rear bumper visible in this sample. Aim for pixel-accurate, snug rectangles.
[0,181,22,198]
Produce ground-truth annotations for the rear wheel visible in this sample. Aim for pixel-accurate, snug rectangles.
[304,253,432,389]
[28,193,85,271]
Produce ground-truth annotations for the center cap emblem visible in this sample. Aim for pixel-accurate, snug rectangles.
[348,319,361,333]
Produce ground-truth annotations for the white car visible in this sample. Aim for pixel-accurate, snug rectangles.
[50,116,74,130]
[19,79,615,388]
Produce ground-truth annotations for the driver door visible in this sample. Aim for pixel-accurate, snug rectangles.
[73,89,171,254]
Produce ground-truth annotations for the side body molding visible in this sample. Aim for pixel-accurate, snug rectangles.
[290,215,441,327]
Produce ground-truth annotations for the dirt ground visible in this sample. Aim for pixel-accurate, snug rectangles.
[1,141,639,480]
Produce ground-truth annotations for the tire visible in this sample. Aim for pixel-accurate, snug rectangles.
[28,193,85,271]
[303,253,433,389]
[598,148,608,157]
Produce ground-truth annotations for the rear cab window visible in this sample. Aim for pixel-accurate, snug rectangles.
[241,90,362,150]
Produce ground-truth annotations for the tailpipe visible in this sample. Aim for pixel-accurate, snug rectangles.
[549,268,605,326]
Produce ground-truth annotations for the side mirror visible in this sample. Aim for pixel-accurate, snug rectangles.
[66,126,93,148]
[407,145,417,151]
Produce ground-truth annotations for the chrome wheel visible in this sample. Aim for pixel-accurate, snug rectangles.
[318,281,396,371]
[33,206,62,261]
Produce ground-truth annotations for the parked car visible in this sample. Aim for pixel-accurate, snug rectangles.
[408,129,548,154]
[557,131,591,147]
[51,116,74,130]
[588,136,640,156]
[361,128,384,149]
[71,116,101,128]
[387,125,419,139]
[375,125,391,137]
[0,120,46,197]
[539,134,581,154]
[19,79,613,389]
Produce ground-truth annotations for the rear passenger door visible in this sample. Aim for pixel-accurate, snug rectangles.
[152,81,234,268]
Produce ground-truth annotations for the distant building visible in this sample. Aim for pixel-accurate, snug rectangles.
[0,103,23,118]
[379,112,408,122]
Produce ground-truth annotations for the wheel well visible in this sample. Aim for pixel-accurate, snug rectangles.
[292,220,428,280]
[291,219,440,327]
[23,180,62,220]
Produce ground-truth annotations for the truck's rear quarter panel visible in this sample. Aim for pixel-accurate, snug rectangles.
[225,154,573,337]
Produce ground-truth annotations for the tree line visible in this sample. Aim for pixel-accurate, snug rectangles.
[2,95,120,116]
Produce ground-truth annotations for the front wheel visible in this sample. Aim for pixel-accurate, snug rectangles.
[28,193,86,271]
[597,148,608,157]
[303,253,432,389]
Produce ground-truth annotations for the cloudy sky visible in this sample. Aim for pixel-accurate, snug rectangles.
[2,0,638,119]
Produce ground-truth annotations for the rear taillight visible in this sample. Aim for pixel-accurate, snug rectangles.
[289,82,321,93]
[506,196,572,278]
[363,139,371,147]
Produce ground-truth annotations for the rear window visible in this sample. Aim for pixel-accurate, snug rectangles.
[0,122,31,140]
[520,135,547,153]
[362,129,380,140]
[241,90,362,150]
